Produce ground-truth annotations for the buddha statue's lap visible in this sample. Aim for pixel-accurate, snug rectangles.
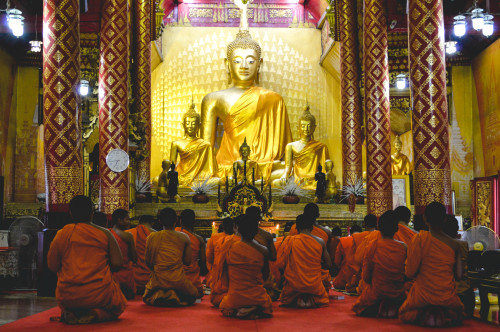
[391,135,412,176]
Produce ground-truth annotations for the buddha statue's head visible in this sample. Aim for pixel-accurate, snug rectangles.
[226,31,263,86]
[394,135,402,153]
[182,103,201,137]
[239,137,251,160]
[298,106,316,140]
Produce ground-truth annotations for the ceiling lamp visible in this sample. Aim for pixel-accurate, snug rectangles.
[483,15,494,36]
[80,80,90,96]
[453,15,467,37]
[396,74,407,90]
[471,8,485,30]
[445,41,457,54]
[7,8,24,37]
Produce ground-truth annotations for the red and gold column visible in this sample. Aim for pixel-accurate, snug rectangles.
[43,0,83,212]
[134,0,152,186]
[363,0,392,216]
[408,0,452,214]
[340,0,363,186]
[99,0,129,214]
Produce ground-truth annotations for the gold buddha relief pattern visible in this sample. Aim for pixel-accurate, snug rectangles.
[151,27,329,177]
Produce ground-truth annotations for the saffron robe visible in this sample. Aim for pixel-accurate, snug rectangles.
[394,224,417,245]
[332,236,354,289]
[47,224,126,321]
[352,238,407,315]
[347,230,381,293]
[291,140,330,190]
[278,234,329,307]
[110,229,136,297]
[210,234,240,306]
[175,137,216,187]
[255,230,279,300]
[206,232,228,289]
[335,231,370,290]
[219,241,273,317]
[143,230,198,306]
[176,227,204,298]
[216,86,292,181]
[126,225,152,294]
[399,231,464,324]
[270,236,286,287]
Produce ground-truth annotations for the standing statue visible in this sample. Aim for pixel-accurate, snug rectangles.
[200,0,292,182]
[391,135,412,175]
[315,165,327,203]
[167,163,180,203]
[324,160,338,199]
[276,106,335,190]
[169,102,217,187]
[233,138,262,185]
[157,160,171,203]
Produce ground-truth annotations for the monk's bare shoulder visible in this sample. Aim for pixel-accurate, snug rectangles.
[176,230,191,244]
[258,228,273,240]
[250,240,269,258]
[123,231,135,243]
[193,233,205,244]
[309,233,326,247]
[316,225,332,237]
[90,223,112,237]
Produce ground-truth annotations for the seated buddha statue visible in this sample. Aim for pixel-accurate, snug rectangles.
[200,0,292,183]
[232,138,262,186]
[157,160,171,203]
[169,103,217,187]
[391,135,412,175]
[275,106,334,190]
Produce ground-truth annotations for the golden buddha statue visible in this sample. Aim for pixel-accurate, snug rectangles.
[169,103,217,187]
[157,160,171,202]
[233,138,262,185]
[276,106,334,190]
[200,0,292,182]
[391,135,412,175]
[325,160,338,199]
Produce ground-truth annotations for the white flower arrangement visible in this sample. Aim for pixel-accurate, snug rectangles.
[340,177,366,202]
[190,176,218,195]
[135,173,152,193]
[278,177,309,197]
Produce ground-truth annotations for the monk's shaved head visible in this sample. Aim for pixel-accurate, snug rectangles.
[159,208,177,229]
[332,226,342,237]
[443,214,459,238]
[304,203,320,220]
[379,210,398,238]
[364,214,377,229]
[424,202,446,228]
[139,214,155,225]
[180,209,196,229]
[236,214,258,240]
[296,214,313,232]
[69,195,93,223]
[222,217,234,235]
[395,206,411,224]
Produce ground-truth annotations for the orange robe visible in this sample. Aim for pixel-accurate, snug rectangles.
[399,231,464,325]
[47,224,126,321]
[126,225,152,294]
[352,238,407,315]
[332,236,353,289]
[219,241,273,317]
[176,227,204,298]
[347,230,381,293]
[210,234,240,306]
[336,231,370,290]
[270,236,286,288]
[394,224,417,245]
[206,232,227,287]
[110,228,136,297]
[255,230,279,300]
[278,234,329,307]
[143,230,198,306]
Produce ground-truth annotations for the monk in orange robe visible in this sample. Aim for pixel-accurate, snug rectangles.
[110,209,137,299]
[48,195,126,324]
[352,210,407,317]
[329,226,342,276]
[219,214,273,319]
[206,218,234,290]
[126,215,155,295]
[399,202,464,327]
[332,225,361,289]
[278,214,331,308]
[143,208,199,307]
[176,209,207,298]
[270,222,294,289]
[393,206,417,245]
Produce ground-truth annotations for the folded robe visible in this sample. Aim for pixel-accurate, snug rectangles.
[110,228,136,297]
[126,225,152,294]
[352,238,407,315]
[332,236,354,289]
[219,241,273,317]
[206,232,227,288]
[176,227,204,298]
[394,224,417,245]
[210,234,240,306]
[143,230,198,307]
[278,234,329,307]
[347,231,381,293]
[399,231,464,325]
[47,223,127,322]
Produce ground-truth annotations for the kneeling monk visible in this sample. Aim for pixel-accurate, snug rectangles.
[278,214,331,308]
[352,210,407,317]
[48,195,126,324]
[399,202,464,327]
[219,214,273,319]
[143,208,199,307]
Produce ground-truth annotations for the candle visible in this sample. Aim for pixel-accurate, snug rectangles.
[212,221,216,236]
[275,224,280,235]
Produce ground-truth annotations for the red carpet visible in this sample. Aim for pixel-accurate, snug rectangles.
[2,291,498,332]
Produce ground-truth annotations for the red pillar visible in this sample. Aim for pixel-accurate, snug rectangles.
[363,0,393,216]
[408,0,452,214]
[99,0,130,215]
[43,0,83,212]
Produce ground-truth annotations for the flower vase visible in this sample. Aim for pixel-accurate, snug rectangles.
[282,195,300,204]
[192,193,209,203]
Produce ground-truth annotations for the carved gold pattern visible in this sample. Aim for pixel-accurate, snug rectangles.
[269,9,292,18]
[43,0,83,211]
[364,0,393,216]
[409,0,451,213]
[99,0,129,214]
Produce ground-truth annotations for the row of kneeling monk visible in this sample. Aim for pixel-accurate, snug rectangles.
[47,197,471,326]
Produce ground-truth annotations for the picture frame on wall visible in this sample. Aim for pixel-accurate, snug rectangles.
[392,175,411,209]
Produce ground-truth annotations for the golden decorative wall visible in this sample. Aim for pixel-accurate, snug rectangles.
[151,27,341,182]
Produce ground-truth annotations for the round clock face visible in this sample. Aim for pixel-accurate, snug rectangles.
[106,148,129,173]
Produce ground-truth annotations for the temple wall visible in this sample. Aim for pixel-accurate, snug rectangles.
[151,27,341,184]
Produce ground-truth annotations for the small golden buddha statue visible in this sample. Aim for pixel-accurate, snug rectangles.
[233,138,262,185]
[169,103,218,187]
[200,0,292,182]
[157,160,171,203]
[324,160,338,199]
[276,106,334,190]
[391,135,412,175]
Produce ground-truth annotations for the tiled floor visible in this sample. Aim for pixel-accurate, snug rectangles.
[0,291,58,326]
